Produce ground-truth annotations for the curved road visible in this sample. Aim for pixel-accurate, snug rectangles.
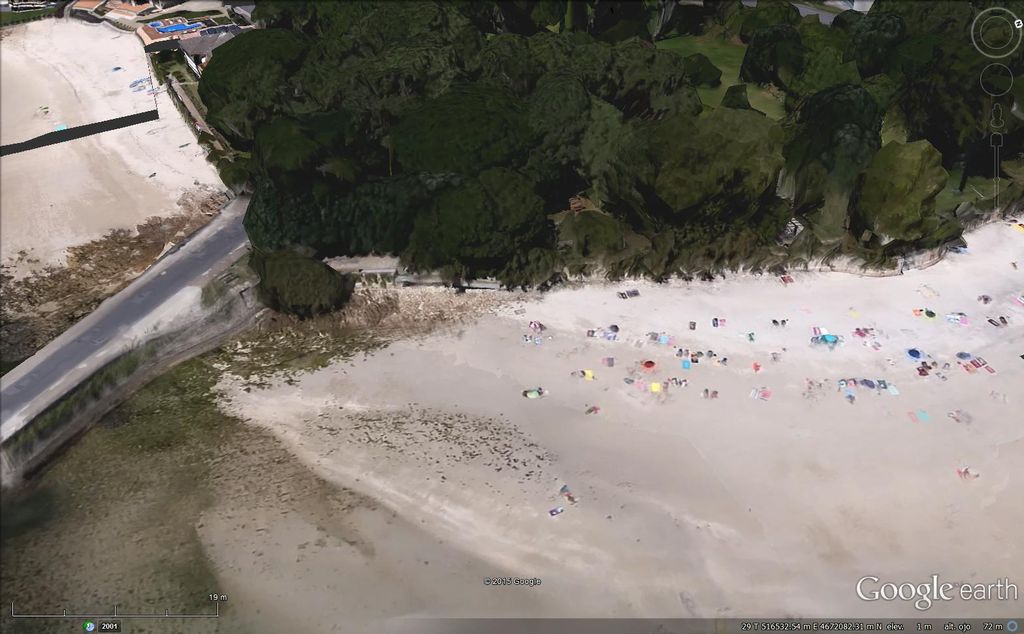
[0,195,250,443]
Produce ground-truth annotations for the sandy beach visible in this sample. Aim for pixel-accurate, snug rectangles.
[214,221,1024,626]
[0,18,221,276]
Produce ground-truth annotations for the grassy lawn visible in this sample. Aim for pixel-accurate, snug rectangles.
[0,7,56,27]
[656,34,786,120]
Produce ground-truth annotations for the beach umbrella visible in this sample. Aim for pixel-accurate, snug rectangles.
[907,348,923,360]
[608,324,620,333]
[822,334,839,344]
[642,360,656,369]
[924,309,936,318]
[956,352,973,360]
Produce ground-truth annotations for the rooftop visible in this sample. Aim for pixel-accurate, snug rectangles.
[179,25,242,57]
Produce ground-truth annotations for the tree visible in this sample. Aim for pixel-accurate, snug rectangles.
[787,44,860,104]
[681,53,722,87]
[897,33,1024,172]
[867,0,971,39]
[578,98,656,218]
[650,108,785,226]
[249,249,354,318]
[244,173,454,256]
[740,24,805,93]
[842,12,905,78]
[199,29,309,144]
[601,40,702,119]
[720,84,759,112]
[522,72,593,203]
[782,84,883,241]
[391,82,532,175]
[404,168,553,277]
[736,0,801,43]
[851,140,948,243]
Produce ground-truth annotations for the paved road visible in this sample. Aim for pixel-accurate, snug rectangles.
[0,196,250,442]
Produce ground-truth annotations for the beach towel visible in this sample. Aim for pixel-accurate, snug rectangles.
[650,382,662,393]
[682,359,691,370]
[583,369,595,381]
[916,409,930,422]
[757,389,772,401]
[887,384,900,396]
[907,411,919,423]
[658,334,671,345]
[602,357,615,367]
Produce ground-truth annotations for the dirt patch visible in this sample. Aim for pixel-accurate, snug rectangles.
[214,286,524,386]
[0,187,228,365]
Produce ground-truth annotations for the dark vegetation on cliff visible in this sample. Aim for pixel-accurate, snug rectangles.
[197,0,1024,314]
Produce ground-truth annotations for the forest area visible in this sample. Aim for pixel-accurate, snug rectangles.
[197,0,1024,315]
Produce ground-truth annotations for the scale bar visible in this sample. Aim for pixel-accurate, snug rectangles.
[11,602,220,619]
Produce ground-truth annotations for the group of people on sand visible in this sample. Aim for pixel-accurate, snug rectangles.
[676,348,728,366]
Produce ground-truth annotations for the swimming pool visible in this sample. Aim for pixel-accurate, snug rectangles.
[154,22,203,33]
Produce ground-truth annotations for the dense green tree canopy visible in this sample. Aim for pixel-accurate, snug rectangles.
[651,108,785,226]
[249,249,354,318]
[199,29,309,143]
[391,82,532,175]
[851,141,948,243]
[406,168,552,276]
[193,0,1021,313]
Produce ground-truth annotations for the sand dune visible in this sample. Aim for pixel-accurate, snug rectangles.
[215,222,1024,626]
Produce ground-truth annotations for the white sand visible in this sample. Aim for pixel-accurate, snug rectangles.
[214,222,1024,625]
[0,19,221,276]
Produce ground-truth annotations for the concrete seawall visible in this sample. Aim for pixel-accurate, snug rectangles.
[0,266,261,489]
[0,196,251,490]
